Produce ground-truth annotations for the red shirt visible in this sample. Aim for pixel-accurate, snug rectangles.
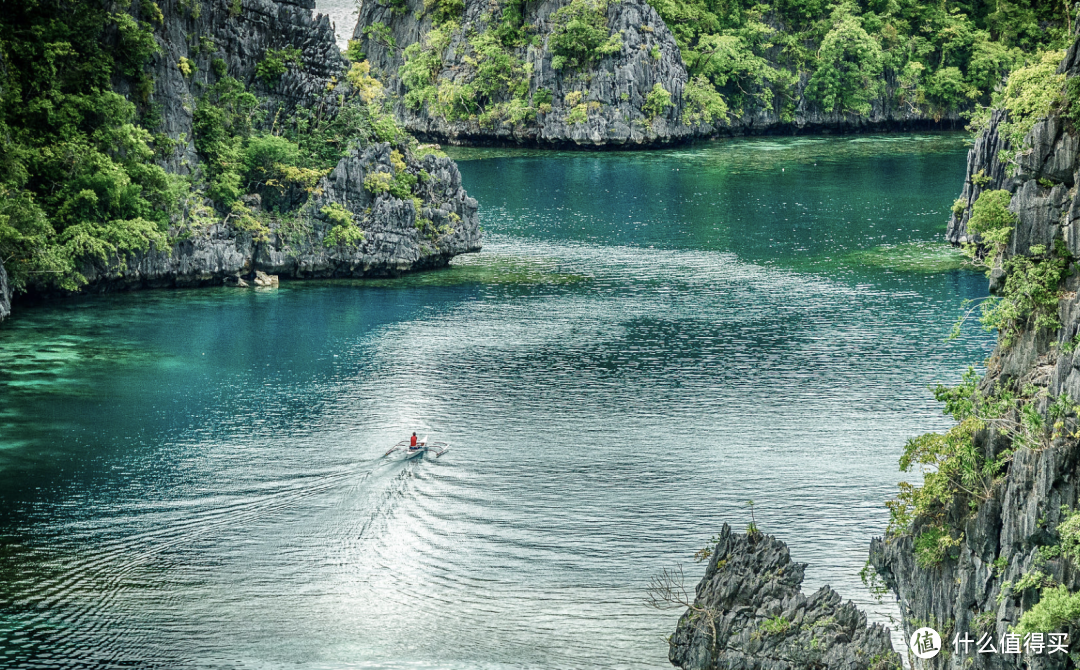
[410,435,417,447]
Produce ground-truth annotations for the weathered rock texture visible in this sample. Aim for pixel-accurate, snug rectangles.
[357,0,696,146]
[11,0,481,317]
[77,145,480,292]
[670,525,899,670]
[137,0,349,173]
[355,0,959,148]
[871,40,1080,669]
[0,259,10,324]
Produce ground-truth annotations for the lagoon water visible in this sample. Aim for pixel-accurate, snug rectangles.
[0,135,993,668]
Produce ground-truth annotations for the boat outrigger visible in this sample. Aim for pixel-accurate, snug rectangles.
[383,435,450,459]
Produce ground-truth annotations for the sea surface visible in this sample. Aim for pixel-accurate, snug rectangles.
[316,0,358,48]
[0,134,994,668]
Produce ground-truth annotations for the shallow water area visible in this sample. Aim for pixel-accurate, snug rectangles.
[0,133,992,668]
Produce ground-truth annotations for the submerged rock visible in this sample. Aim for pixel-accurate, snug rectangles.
[669,524,899,670]
[253,271,278,287]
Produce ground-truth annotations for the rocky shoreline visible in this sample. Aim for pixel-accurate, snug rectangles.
[67,145,480,295]
[668,525,899,670]
[355,0,963,149]
[869,37,1080,670]
[0,0,482,325]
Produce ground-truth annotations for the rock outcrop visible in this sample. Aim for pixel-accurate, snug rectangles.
[6,0,481,318]
[357,0,697,147]
[0,259,10,324]
[670,525,899,670]
[76,145,480,291]
[354,0,959,148]
[141,0,348,175]
[871,39,1080,669]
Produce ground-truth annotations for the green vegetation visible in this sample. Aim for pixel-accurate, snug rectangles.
[970,50,1066,159]
[885,163,1076,571]
[952,189,1070,347]
[547,0,622,71]
[643,83,673,121]
[1015,585,1080,635]
[0,0,170,292]
[0,0,448,299]
[1058,508,1080,563]
[886,366,1080,566]
[398,0,542,128]
[321,203,365,247]
[395,0,625,127]
[758,615,791,636]
[389,0,1071,128]
[805,6,883,115]
[255,46,303,84]
[645,0,1067,122]
[977,246,1069,347]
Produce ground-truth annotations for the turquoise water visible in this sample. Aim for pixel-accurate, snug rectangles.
[0,134,991,668]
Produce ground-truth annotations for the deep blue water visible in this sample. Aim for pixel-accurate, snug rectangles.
[0,134,993,668]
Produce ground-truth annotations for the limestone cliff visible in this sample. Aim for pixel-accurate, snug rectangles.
[137,0,480,277]
[143,0,348,174]
[353,0,959,148]
[871,39,1080,669]
[5,0,481,320]
[77,144,480,292]
[356,0,697,146]
[669,525,899,670]
[0,259,10,324]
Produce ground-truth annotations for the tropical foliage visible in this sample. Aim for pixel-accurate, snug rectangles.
[0,0,170,292]
[645,0,1068,120]
[0,0,433,297]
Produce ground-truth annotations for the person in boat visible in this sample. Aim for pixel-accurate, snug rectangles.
[410,432,418,449]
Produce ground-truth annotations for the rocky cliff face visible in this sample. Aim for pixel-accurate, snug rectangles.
[0,259,10,324]
[135,0,348,174]
[357,0,697,146]
[871,40,1080,669]
[77,144,480,291]
[670,525,899,670]
[8,0,481,317]
[354,0,958,148]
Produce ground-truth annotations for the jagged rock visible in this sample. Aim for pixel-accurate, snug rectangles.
[355,0,960,148]
[0,258,10,323]
[946,109,1010,245]
[670,524,899,670]
[872,36,1080,670]
[357,0,695,147]
[6,0,482,313]
[948,39,1080,247]
[142,0,348,175]
[72,144,480,291]
[253,270,278,286]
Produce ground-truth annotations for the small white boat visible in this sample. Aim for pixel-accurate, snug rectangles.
[383,435,450,459]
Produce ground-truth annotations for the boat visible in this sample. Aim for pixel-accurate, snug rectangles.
[383,435,450,459]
